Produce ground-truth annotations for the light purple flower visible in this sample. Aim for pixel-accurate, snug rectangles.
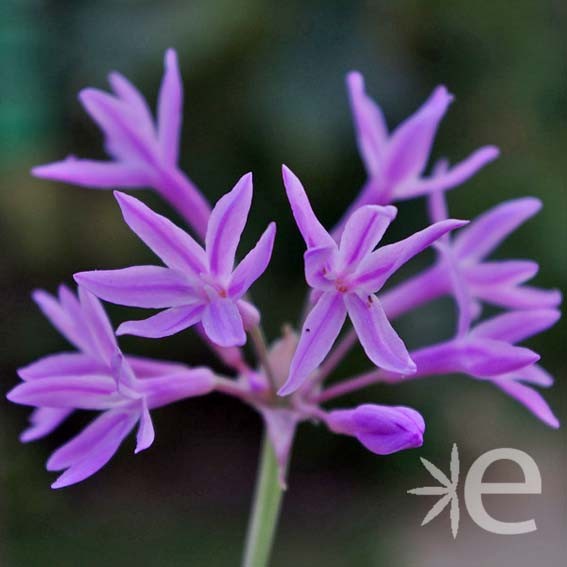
[279,165,467,395]
[335,72,499,232]
[75,173,276,348]
[8,286,216,488]
[16,284,184,440]
[17,51,562,503]
[408,309,560,428]
[428,190,562,334]
[325,404,425,455]
[32,49,211,237]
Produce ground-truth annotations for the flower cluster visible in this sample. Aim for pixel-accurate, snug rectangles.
[11,49,560,488]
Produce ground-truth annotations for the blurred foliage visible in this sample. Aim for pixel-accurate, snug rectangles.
[0,0,565,565]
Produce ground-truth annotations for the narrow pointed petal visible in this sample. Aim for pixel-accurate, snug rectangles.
[157,48,183,166]
[57,285,95,350]
[346,71,388,177]
[78,287,118,364]
[114,191,206,275]
[327,404,425,455]
[493,379,559,429]
[117,304,204,338]
[458,338,539,378]
[355,219,467,291]
[20,408,73,443]
[471,309,560,344]
[79,88,157,164]
[135,401,155,453]
[228,222,276,298]
[385,86,453,185]
[202,298,246,347]
[476,284,562,310]
[31,158,151,188]
[139,367,216,408]
[7,375,119,409]
[75,266,195,308]
[58,283,82,314]
[402,146,500,199]
[48,410,136,471]
[338,205,397,269]
[32,289,84,351]
[454,198,542,261]
[108,72,154,134]
[345,294,416,374]
[281,165,336,249]
[205,173,253,278]
[465,260,539,286]
[49,411,139,489]
[515,365,554,387]
[18,353,106,381]
[409,338,539,379]
[279,292,347,396]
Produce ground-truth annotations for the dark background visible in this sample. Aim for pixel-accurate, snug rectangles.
[0,1,565,565]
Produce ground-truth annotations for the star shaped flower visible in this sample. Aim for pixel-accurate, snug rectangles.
[75,173,276,348]
[279,165,467,395]
[8,286,215,488]
[335,72,499,232]
[408,309,560,428]
[32,49,211,236]
[427,186,562,332]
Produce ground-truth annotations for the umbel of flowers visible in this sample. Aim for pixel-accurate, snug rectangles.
[12,50,560,497]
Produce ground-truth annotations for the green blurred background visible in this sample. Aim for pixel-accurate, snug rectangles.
[0,1,565,565]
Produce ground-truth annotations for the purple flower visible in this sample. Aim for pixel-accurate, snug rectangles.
[75,173,276,348]
[428,190,562,334]
[32,49,211,237]
[409,309,560,428]
[17,51,562,505]
[279,165,466,395]
[325,404,425,455]
[8,286,215,488]
[336,72,499,231]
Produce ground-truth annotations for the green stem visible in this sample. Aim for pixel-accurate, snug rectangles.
[242,432,285,567]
